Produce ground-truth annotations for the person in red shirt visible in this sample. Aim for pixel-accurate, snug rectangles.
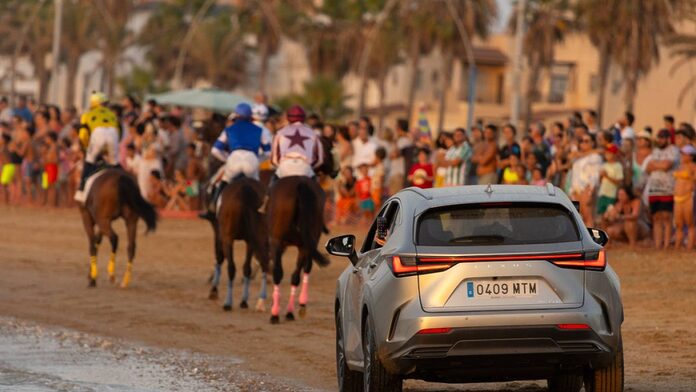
[408,148,434,189]
[356,164,374,222]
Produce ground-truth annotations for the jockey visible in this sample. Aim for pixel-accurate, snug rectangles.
[271,105,324,180]
[252,103,273,167]
[74,91,120,202]
[200,103,270,220]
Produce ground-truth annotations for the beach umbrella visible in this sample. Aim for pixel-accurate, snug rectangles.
[146,88,251,114]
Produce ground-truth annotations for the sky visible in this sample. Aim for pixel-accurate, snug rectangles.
[494,0,513,33]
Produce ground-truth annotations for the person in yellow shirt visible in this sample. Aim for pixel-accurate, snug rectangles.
[74,91,120,202]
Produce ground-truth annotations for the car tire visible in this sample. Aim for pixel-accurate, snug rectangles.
[585,339,624,392]
[547,372,583,392]
[336,309,363,392]
[362,315,402,392]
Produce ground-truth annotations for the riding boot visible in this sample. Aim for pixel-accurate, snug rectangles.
[74,162,97,202]
[199,181,227,221]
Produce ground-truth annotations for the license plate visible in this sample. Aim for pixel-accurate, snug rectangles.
[466,280,538,299]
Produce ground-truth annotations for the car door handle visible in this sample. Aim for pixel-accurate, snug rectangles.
[368,263,377,270]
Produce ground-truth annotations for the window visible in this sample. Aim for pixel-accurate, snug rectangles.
[547,63,574,104]
[589,74,599,94]
[417,203,579,246]
[361,201,401,253]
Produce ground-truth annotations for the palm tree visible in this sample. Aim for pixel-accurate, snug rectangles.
[26,3,54,103]
[92,0,136,96]
[577,0,620,126]
[610,0,680,111]
[432,0,497,132]
[665,15,696,107]
[511,0,571,131]
[61,0,97,106]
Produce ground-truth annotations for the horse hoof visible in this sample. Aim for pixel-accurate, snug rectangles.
[240,300,249,309]
[223,304,232,311]
[255,299,266,312]
[299,305,307,319]
[209,289,219,300]
[270,315,280,324]
[88,279,96,288]
[285,312,295,321]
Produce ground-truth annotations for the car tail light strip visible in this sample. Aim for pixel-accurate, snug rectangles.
[391,251,606,277]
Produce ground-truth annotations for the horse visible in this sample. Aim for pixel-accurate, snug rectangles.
[209,176,270,311]
[267,175,330,324]
[79,168,157,288]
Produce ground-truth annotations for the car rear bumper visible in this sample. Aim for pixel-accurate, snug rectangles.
[382,325,615,383]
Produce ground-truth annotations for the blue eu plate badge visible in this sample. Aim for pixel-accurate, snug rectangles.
[467,281,474,298]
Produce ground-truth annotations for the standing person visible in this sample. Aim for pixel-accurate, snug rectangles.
[663,115,676,144]
[12,96,33,124]
[351,118,377,170]
[371,147,386,206]
[335,126,353,169]
[42,132,59,206]
[390,118,414,191]
[0,97,13,123]
[501,152,526,185]
[634,130,653,194]
[356,164,374,222]
[74,91,120,203]
[644,129,679,249]
[59,106,77,140]
[614,111,635,145]
[584,110,600,135]
[672,145,696,250]
[444,127,472,186]
[498,124,521,174]
[471,124,498,185]
[597,144,624,215]
[408,148,434,189]
[0,133,11,203]
[603,186,650,249]
[334,166,356,225]
[434,132,452,187]
[530,122,551,175]
[570,134,602,227]
[467,125,484,185]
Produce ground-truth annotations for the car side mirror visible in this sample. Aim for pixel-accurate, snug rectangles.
[588,228,609,246]
[572,200,580,211]
[326,235,358,265]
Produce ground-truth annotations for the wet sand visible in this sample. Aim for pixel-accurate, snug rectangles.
[0,206,695,391]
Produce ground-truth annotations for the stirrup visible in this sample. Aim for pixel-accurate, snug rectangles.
[74,190,86,203]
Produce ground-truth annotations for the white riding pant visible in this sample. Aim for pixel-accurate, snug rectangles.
[222,150,260,182]
[275,157,315,178]
[86,126,119,165]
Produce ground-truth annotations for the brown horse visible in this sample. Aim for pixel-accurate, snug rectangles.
[209,177,270,311]
[79,168,157,288]
[267,176,330,324]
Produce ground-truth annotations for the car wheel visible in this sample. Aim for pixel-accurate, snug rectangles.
[547,372,583,392]
[362,315,402,392]
[336,309,363,392]
[585,339,624,392]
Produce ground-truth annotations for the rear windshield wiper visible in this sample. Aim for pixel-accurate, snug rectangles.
[448,235,506,244]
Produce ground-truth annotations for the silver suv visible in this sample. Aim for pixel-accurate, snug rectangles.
[327,185,623,392]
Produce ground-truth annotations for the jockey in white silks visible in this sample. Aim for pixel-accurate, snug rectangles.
[271,105,324,180]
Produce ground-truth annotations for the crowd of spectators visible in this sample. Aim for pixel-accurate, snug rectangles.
[1,94,695,250]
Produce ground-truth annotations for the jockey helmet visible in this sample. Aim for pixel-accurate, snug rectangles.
[287,105,306,123]
[252,104,269,122]
[89,91,108,108]
[235,103,252,119]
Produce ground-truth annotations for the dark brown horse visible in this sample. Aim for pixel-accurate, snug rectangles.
[209,177,270,311]
[79,168,157,288]
[267,176,330,324]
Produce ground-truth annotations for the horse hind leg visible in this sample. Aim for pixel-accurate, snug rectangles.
[270,241,284,324]
[223,242,235,311]
[299,248,315,318]
[240,244,252,309]
[81,210,98,288]
[286,250,307,321]
[108,230,118,284]
[120,216,137,289]
[209,236,224,300]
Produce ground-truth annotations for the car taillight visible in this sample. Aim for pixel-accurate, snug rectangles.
[417,327,452,335]
[551,250,606,271]
[390,256,453,278]
[557,323,591,330]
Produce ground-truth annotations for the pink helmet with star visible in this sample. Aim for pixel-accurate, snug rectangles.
[286,105,306,123]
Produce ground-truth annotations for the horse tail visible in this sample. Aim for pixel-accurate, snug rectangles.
[296,181,330,268]
[118,174,157,232]
[240,183,264,253]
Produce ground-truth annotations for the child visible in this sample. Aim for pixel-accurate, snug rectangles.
[335,166,357,225]
[356,164,374,222]
[371,147,386,207]
[531,164,546,186]
[42,132,59,206]
[408,148,434,189]
[0,133,11,204]
[597,143,624,215]
[673,145,696,249]
[147,170,168,208]
[502,152,526,184]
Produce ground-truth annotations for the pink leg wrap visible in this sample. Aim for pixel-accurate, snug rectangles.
[287,285,297,313]
[271,285,281,316]
[299,273,310,305]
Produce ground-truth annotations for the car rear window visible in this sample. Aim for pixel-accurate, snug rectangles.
[417,203,580,246]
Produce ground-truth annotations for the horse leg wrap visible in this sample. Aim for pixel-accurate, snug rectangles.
[211,264,221,288]
[120,262,132,289]
[299,273,310,306]
[286,285,297,314]
[259,273,268,300]
[242,276,250,303]
[107,253,116,282]
[89,256,98,280]
[224,279,233,308]
[271,285,281,316]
